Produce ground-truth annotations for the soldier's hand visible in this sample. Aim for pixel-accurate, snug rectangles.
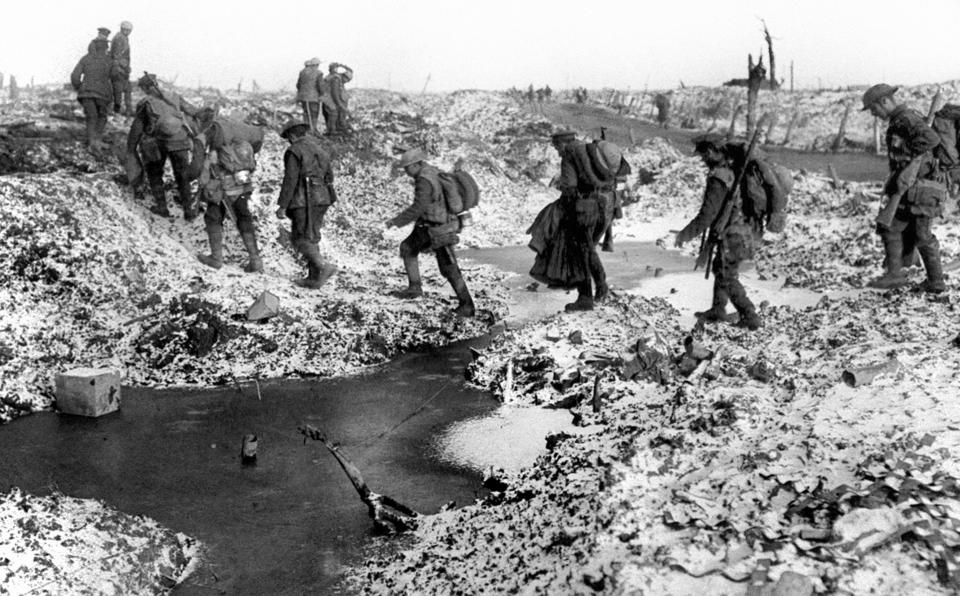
[275,207,286,220]
[674,229,690,248]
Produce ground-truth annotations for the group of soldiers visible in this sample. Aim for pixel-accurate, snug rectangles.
[69,27,948,329]
[295,58,354,136]
[70,22,133,151]
[532,82,950,333]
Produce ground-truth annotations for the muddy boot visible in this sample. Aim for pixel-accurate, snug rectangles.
[565,283,595,312]
[197,229,224,269]
[601,226,614,253]
[395,256,424,299]
[594,280,610,303]
[695,282,733,323]
[729,281,761,331]
[295,242,331,289]
[868,233,909,289]
[917,244,946,293]
[448,273,475,317]
[240,232,264,273]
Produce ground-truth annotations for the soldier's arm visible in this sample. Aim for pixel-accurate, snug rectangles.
[901,112,941,156]
[679,176,728,240]
[330,77,346,107]
[389,177,431,227]
[70,58,85,91]
[277,151,300,211]
[556,153,579,200]
[126,109,147,153]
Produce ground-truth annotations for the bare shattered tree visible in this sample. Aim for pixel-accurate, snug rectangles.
[760,19,780,90]
[298,424,419,534]
[745,54,766,139]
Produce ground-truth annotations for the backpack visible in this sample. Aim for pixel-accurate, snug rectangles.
[436,169,481,214]
[143,94,188,141]
[217,140,257,173]
[585,140,622,182]
[932,104,960,168]
[742,157,793,233]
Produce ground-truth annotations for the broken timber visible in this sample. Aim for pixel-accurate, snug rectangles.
[298,424,419,534]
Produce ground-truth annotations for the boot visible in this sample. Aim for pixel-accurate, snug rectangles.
[695,282,733,322]
[240,232,264,273]
[918,244,946,293]
[395,256,423,298]
[594,280,610,303]
[565,282,594,312]
[729,280,761,331]
[197,229,224,269]
[295,242,332,289]
[149,184,170,217]
[868,232,909,289]
[450,275,476,318]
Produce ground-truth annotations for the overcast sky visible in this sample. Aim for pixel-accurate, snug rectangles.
[4,0,959,93]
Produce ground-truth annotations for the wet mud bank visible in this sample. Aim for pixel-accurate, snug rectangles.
[0,336,564,595]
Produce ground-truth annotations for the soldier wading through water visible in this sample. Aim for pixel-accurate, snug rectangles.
[385,148,475,317]
[862,83,947,293]
[674,133,762,331]
[276,121,338,289]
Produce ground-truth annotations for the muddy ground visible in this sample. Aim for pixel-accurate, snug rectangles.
[2,82,960,594]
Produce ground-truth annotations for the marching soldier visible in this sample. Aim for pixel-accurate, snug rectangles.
[862,84,947,293]
[276,121,338,288]
[674,133,762,330]
[385,148,475,317]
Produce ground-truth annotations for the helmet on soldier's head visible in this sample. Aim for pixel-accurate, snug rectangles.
[861,84,898,111]
[279,120,310,140]
[691,132,726,155]
[551,129,576,141]
[138,72,159,90]
[305,57,321,67]
[398,148,427,169]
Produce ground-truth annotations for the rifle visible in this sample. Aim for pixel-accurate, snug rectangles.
[695,124,764,279]
[876,156,922,229]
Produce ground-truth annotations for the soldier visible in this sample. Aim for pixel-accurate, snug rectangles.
[71,38,118,152]
[322,62,353,136]
[195,108,266,273]
[126,72,200,218]
[529,130,609,311]
[87,27,110,53]
[862,84,947,293]
[276,121,338,288]
[296,57,323,133]
[109,21,133,116]
[655,93,671,129]
[674,133,762,330]
[385,148,475,317]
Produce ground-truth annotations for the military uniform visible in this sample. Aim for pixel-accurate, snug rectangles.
[556,135,611,310]
[296,59,323,132]
[127,78,200,218]
[197,116,266,273]
[277,124,337,288]
[676,135,761,330]
[878,105,946,291]
[71,42,118,150]
[387,149,474,317]
[322,64,352,135]
[109,29,132,115]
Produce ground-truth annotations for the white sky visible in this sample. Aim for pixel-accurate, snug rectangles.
[3,0,959,93]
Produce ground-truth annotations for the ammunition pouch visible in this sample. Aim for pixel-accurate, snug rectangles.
[427,220,461,249]
[721,223,756,262]
[305,175,334,207]
[906,178,946,217]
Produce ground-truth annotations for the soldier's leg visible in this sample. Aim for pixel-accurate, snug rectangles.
[197,200,226,269]
[168,149,196,220]
[289,207,328,289]
[869,216,910,288]
[143,156,170,216]
[123,81,133,116]
[234,195,263,273]
[720,250,761,330]
[436,246,475,317]
[113,82,123,113]
[588,244,608,303]
[696,262,732,322]
[79,99,98,148]
[396,228,425,298]
[601,220,614,252]
[94,99,109,143]
[914,214,945,293]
